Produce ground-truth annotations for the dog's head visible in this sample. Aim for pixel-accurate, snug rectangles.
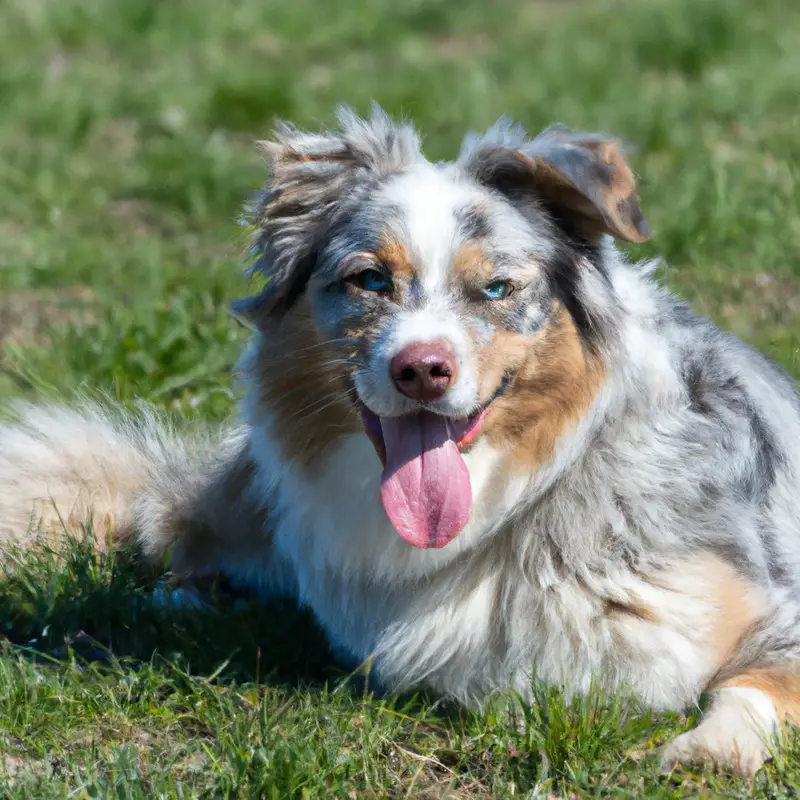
[239,105,649,550]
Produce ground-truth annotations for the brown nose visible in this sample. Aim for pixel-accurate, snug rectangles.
[390,340,457,402]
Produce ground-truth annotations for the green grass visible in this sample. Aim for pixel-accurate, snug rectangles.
[2,0,800,795]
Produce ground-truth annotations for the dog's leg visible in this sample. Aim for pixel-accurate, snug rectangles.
[660,681,783,776]
[658,586,800,777]
[661,643,800,778]
[132,431,298,602]
[590,554,798,777]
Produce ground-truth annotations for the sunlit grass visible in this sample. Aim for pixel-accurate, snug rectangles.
[2,0,800,794]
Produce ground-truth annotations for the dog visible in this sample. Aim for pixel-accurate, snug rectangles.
[2,105,799,776]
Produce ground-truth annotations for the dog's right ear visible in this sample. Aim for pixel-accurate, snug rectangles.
[234,105,421,323]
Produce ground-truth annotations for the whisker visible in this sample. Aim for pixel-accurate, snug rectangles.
[284,337,357,355]
[320,358,367,370]
[289,383,359,421]
[257,346,361,367]
[257,364,358,409]
[289,391,354,421]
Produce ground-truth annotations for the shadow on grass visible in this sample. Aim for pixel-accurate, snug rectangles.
[0,534,346,691]
[5,537,794,797]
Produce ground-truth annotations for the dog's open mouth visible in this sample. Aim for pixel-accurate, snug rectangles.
[358,375,512,550]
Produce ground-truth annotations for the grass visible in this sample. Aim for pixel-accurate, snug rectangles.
[1,0,800,794]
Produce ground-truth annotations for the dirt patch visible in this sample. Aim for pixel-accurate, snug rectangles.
[431,33,493,60]
[1,751,45,779]
[88,117,141,162]
[717,271,800,336]
[0,286,97,352]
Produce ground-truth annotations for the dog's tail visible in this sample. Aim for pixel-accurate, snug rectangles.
[0,401,245,562]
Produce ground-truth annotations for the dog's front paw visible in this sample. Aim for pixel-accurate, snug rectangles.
[660,724,769,777]
[660,687,778,777]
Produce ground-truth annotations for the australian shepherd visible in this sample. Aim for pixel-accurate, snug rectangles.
[2,106,799,776]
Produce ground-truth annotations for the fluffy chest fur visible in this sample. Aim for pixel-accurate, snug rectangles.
[240,352,761,711]
[4,106,800,776]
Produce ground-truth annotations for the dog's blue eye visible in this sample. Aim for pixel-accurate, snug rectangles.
[483,280,513,300]
[351,269,392,294]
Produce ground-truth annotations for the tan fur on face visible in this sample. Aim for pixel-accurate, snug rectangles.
[375,235,415,281]
[482,305,605,471]
[255,299,361,473]
[452,241,494,286]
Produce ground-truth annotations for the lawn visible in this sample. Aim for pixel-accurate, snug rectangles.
[1,0,800,795]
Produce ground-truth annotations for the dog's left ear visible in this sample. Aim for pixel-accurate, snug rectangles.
[460,122,650,244]
[235,104,421,323]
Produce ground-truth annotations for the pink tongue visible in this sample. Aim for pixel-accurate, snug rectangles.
[379,412,472,549]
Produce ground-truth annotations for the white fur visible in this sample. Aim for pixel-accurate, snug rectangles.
[356,306,480,418]
[661,687,778,775]
[245,397,518,585]
[242,357,766,710]
[353,165,486,419]
[0,402,158,546]
[4,110,800,780]
[380,165,476,298]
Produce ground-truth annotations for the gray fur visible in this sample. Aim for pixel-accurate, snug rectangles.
[238,104,422,317]
[1,107,799,775]
[461,121,650,244]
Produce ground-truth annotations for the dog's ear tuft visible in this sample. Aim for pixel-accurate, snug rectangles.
[235,104,421,322]
[460,122,649,245]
